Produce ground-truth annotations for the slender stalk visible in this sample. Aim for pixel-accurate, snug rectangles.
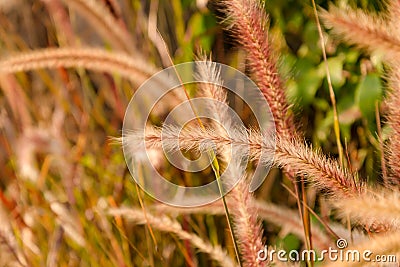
[106,208,237,267]
[282,183,340,241]
[158,34,243,266]
[311,0,344,167]
[302,182,313,267]
[294,182,313,267]
[211,158,242,267]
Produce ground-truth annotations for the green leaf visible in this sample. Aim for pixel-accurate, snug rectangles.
[279,234,301,251]
[288,58,324,106]
[325,56,345,89]
[355,74,382,118]
[187,12,216,52]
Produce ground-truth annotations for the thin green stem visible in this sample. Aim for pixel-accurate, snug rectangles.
[311,0,344,167]
[209,152,243,267]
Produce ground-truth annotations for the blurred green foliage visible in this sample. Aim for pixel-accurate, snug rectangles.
[261,0,386,181]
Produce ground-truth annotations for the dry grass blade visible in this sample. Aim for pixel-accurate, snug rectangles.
[42,0,76,46]
[254,200,332,250]
[149,200,333,250]
[333,189,400,230]
[106,207,238,267]
[0,74,31,129]
[0,204,28,267]
[0,48,155,86]
[61,0,135,53]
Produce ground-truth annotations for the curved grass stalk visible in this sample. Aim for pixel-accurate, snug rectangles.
[106,207,238,267]
[0,48,155,85]
[149,200,333,251]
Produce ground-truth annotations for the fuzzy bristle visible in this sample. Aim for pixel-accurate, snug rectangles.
[321,4,400,62]
[220,0,296,139]
[333,189,400,231]
[126,125,358,199]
